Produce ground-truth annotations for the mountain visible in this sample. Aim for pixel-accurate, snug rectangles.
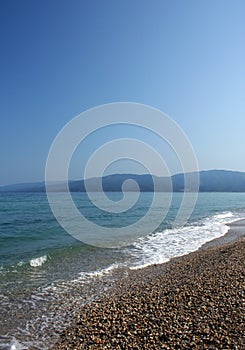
[1,170,245,192]
[0,181,46,192]
[198,170,245,192]
[172,170,245,192]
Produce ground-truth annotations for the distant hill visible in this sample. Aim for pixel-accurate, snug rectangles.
[0,181,47,192]
[1,170,245,192]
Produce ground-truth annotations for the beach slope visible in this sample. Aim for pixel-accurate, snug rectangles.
[52,234,245,349]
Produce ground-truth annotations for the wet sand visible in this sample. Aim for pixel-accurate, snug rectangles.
[52,221,245,349]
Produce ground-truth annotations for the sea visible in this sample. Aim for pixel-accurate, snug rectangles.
[0,191,244,350]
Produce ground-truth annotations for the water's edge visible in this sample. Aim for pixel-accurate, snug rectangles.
[1,213,245,350]
[200,218,245,250]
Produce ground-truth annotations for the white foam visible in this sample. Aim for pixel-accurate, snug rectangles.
[72,263,122,283]
[220,224,230,235]
[215,211,233,219]
[0,337,28,350]
[128,211,243,269]
[29,255,47,267]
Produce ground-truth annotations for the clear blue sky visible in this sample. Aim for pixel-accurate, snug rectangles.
[0,0,245,185]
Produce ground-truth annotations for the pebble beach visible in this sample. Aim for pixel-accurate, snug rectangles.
[52,225,245,350]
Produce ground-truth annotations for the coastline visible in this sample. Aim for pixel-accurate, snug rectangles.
[200,218,245,250]
[51,219,245,349]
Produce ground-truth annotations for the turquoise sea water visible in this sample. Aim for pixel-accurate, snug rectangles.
[0,192,244,349]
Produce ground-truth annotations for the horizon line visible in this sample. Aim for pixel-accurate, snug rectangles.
[1,168,245,188]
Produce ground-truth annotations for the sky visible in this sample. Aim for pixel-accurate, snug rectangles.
[0,0,245,185]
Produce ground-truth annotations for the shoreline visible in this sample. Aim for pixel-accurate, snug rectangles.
[200,218,245,250]
[51,219,245,349]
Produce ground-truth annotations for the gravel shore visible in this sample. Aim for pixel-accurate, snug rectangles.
[52,234,245,349]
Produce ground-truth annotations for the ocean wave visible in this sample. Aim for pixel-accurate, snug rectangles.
[128,211,244,269]
[214,211,234,219]
[219,224,230,235]
[71,262,124,283]
[29,255,47,267]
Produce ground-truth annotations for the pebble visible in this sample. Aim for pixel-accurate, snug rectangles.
[52,239,245,349]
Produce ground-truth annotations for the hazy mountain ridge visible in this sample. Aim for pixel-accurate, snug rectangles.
[1,170,245,192]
